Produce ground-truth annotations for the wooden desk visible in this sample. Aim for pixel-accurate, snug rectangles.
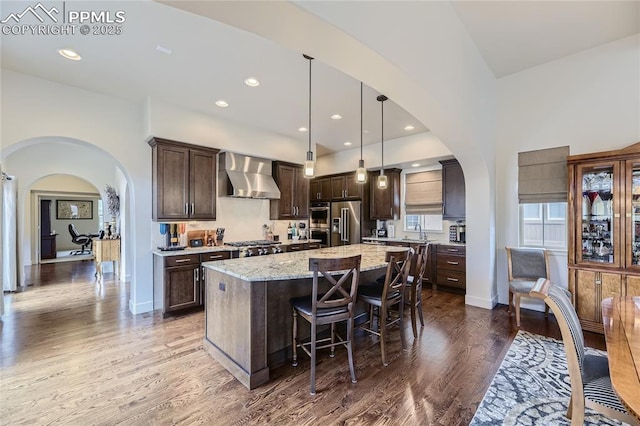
[601,296,640,419]
[93,239,120,281]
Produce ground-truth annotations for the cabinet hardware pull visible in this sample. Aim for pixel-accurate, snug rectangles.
[447,248,458,252]
[193,272,198,301]
[447,277,459,282]
[175,258,191,263]
[209,255,224,260]
[201,267,205,283]
[190,203,194,215]
[194,268,198,283]
[447,261,459,265]
[390,207,393,216]
[614,214,620,218]
[185,203,188,215]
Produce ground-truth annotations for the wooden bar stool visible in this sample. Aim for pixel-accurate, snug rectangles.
[358,249,411,366]
[290,255,362,395]
[406,244,428,338]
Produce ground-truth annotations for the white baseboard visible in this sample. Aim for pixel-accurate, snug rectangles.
[465,294,498,310]
[129,299,154,314]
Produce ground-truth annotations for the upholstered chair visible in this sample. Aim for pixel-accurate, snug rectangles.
[505,247,550,327]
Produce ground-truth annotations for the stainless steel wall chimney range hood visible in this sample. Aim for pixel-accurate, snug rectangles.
[218,152,281,199]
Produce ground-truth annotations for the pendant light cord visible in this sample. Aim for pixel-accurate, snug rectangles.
[360,82,363,161]
[381,97,384,171]
[308,56,312,153]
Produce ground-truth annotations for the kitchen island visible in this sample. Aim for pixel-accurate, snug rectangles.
[201,243,407,389]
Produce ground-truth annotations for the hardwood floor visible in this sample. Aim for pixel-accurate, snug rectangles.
[1,262,605,425]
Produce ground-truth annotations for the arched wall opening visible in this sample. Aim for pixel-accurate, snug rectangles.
[2,137,134,293]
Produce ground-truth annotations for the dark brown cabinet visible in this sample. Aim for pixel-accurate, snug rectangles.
[310,178,332,201]
[154,250,235,316]
[440,159,465,220]
[370,169,401,220]
[149,137,219,221]
[331,174,362,200]
[40,200,56,259]
[434,244,466,290]
[270,162,309,220]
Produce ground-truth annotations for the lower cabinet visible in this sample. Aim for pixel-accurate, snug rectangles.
[154,250,235,316]
[434,244,466,290]
[569,268,640,333]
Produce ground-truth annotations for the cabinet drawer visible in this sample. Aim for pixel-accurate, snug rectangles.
[286,243,306,251]
[386,241,410,247]
[436,269,466,289]
[306,243,321,250]
[200,251,232,262]
[165,254,199,267]
[436,245,466,255]
[436,253,466,272]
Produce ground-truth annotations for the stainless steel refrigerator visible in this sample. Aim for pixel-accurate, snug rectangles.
[331,201,362,246]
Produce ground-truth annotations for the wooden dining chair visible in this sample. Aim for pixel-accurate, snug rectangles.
[505,246,550,327]
[530,278,640,426]
[358,249,411,366]
[406,244,428,338]
[290,255,361,395]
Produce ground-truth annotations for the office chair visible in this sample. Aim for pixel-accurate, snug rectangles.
[68,224,99,255]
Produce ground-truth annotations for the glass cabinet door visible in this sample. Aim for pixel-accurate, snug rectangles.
[576,162,619,267]
[626,159,640,269]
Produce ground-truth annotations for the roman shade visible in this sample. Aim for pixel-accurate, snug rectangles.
[405,170,442,214]
[518,146,569,204]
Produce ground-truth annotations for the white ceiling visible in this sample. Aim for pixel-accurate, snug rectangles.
[1,1,638,156]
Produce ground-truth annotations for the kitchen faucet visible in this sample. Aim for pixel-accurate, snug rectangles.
[414,224,426,240]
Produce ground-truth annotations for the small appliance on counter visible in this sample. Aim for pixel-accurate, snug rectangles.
[449,220,466,243]
[158,223,186,251]
[298,222,307,240]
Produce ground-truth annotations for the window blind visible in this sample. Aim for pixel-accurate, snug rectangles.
[405,170,442,214]
[518,146,569,204]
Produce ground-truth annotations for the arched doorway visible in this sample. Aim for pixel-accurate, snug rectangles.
[2,137,132,290]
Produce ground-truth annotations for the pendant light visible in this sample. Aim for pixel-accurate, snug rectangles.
[303,54,315,178]
[377,94,388,189]
[355,82,367,184]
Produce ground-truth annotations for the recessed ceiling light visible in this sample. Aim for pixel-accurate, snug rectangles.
[58,48,81,61]
[404,125,415,131]
[215,100,229,108]
[411,163,421,167]
[344,141,352,146]
[156,45,173,55]
[298,127,308,132]
[331,114,342,120]
[245,77,260,87]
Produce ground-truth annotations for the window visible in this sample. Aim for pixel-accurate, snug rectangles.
[404,214,443,232]
[520,202,566,249]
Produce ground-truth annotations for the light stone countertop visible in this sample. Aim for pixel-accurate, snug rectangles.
[362,237,466,246]
[202,243,408,282]
[152,246,239,257]
[151,239,322,257]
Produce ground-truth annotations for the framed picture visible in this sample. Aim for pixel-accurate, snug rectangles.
[56,200,93,220]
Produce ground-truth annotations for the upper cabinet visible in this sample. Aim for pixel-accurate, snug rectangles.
[149,137,219,221]
[440,159,466,220]
[310,177,332,202]
[331,174,362,200]
[270,162,309,220]
[370,168,401,220]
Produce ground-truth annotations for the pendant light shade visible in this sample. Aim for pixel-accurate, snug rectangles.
[377,95,388,189]
[303,54,315,178]
[355,82,367,184]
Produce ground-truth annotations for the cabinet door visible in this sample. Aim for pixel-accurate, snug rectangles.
[310,180,320,201]
[331,176,346,200]
[165,265,200,312]
[294,172,309,218]
[625,159,640,270]
[626,275,640,296]
[276,164,296,219]
[189,149,217,220]
[319,178,332,201]
[156,144,190,220]
[370,169,400,220]
[441,160,465,220]
[575,269,622,324]
[575,161,620,268]
[344,174,362,200]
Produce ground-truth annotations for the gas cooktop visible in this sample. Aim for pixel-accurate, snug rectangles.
[225,240,281,247]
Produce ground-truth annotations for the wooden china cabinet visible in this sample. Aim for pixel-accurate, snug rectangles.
[568,142,640,333]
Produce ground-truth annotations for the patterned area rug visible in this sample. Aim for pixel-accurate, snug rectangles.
[470,330,625,426]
